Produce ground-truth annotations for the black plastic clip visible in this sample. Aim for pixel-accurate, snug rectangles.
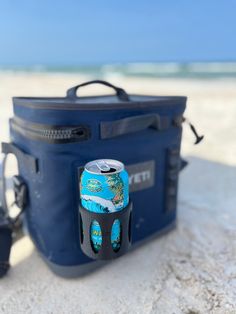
[13,176,28,212]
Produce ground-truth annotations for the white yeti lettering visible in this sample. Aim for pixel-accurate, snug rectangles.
[129,170,151,185]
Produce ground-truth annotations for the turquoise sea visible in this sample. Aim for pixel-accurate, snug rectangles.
[1,62,236,79]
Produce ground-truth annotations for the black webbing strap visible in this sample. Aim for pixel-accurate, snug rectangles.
[0,155,12,277]
[0,225,12,277]
[0,143,31,278]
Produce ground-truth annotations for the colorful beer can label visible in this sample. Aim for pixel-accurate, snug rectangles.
[80,159,129,252]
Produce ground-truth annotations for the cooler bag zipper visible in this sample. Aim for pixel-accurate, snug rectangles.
[10,118,90,144]
[10,116,203,145]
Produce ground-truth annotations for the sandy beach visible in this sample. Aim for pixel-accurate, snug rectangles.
[0,72,236,313]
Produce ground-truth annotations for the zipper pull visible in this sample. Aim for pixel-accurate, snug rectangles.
[71,127,86,138]
[183,118,204,145]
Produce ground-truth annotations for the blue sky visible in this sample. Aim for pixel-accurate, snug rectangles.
[0,0,235,65]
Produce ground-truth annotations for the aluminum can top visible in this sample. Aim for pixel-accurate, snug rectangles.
[84,159,124,175]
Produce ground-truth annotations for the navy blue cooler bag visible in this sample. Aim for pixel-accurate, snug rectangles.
[1,80,188,277]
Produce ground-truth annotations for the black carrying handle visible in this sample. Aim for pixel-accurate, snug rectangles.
[66,80,130,101]
[100,113,171,139]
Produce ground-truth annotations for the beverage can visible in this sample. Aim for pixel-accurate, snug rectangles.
[80,159,129,252]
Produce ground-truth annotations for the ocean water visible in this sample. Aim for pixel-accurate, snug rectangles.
[1,62,236,79]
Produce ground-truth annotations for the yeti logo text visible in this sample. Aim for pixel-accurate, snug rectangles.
[129,170,151,185]
[126,160,155,192]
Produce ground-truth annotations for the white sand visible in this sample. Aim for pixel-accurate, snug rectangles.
[0,73,236,314]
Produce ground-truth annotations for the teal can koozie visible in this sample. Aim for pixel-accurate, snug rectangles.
[80,159,129,252]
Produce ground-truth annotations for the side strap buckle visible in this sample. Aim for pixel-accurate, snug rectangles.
[13,176,28,211]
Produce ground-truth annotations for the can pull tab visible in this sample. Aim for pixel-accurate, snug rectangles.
[96,160,111,172]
